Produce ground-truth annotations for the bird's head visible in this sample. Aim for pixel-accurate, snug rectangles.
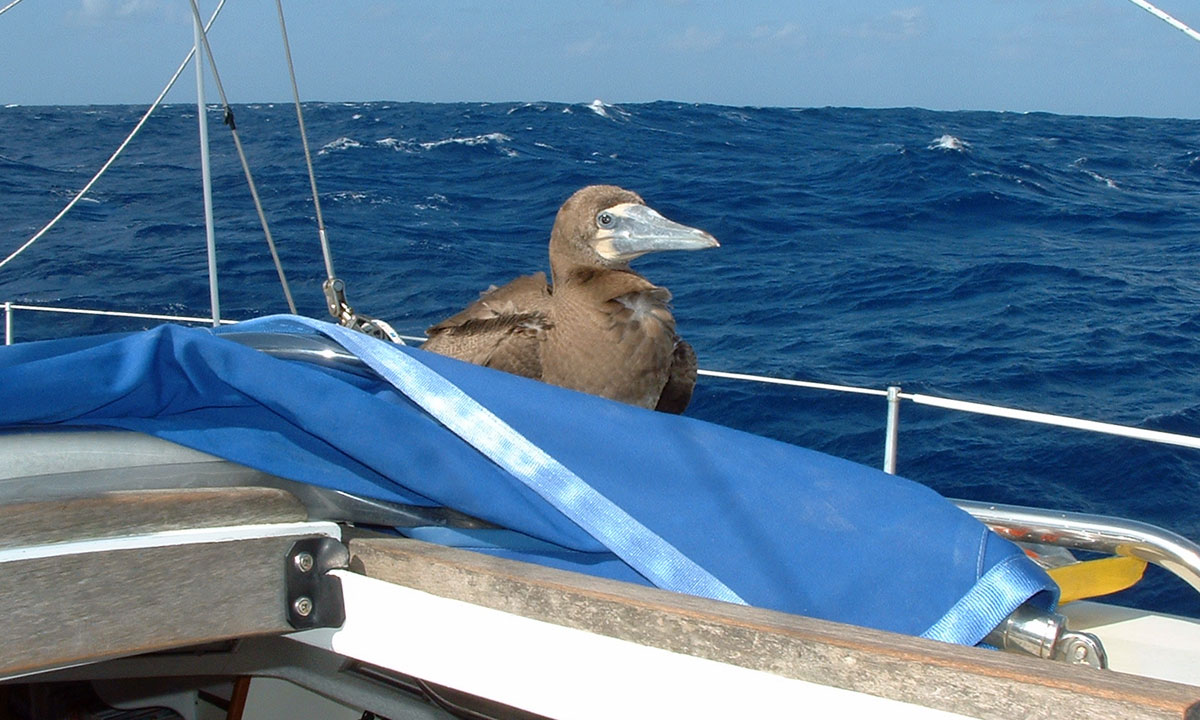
[549,185,718,282]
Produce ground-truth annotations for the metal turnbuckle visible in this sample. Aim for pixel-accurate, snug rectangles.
[983,604,1108,669]
[322,277,403,344]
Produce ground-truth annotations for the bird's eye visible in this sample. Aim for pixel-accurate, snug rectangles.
[597,211,614,228]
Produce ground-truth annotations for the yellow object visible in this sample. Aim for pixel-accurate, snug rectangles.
[1047,556,1148,604]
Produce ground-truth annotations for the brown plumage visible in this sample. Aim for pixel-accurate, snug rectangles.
[421,185,718,413]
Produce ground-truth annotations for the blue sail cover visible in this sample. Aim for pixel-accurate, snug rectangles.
[0,319,1057,644]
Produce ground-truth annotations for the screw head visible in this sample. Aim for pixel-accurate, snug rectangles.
[294,552,315,573]
[293,596,314,618]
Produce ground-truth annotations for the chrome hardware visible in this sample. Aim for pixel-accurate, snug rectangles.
[984,604,1107,669]
[323,277,403,344]
[955,499,1200,597]
[293,551,315,574]
[1056,630,1107,668]
[292,596,314,618]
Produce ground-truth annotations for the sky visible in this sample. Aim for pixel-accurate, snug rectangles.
[2,1,1200,118]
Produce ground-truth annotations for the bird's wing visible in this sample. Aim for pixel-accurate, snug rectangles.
[595,272,699,412]
[421,273,551,378]
[654,339,698,414]
[544,270,685,410]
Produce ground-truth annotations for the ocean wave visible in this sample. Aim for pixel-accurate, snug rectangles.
[1071,158,1119,189]
[414,193,450,211]
[1186,152,1200,176]
[506,103,549,115]
[318,137,363,155]
[1080,168,1119,189]
[418,132,517,157]
[929,134,969,151]
[328,134,519,157]
[326,190,394,206]
[584,99,630,121]
[376,137,414,152]
[587,99,612,118]
[968,169,1051,196]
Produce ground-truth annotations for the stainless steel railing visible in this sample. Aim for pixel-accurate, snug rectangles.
[955,499,1200,595]
[8,301,1200,466]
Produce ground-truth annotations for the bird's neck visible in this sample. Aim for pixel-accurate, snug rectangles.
[553,264,638,289]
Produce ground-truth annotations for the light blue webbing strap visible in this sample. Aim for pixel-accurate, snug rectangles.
[920,553,1051,646]
[234,315,746,605]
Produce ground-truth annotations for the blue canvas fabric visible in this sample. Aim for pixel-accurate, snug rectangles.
[0,319,1057,643]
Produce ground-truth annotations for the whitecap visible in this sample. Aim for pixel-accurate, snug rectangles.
[587,99,611,118]
[329,190,393,205]
[1071,158,1119,189]
[506,103,547,115]
[376,137,415,152]
[318,137,362,155]
[352,113,363,120]
[1079,167,1119,189]
[929,134,969,151]
[419,132,517,157]
[585,99,630,121]
[330,190,368,202]
[415,193,449,211]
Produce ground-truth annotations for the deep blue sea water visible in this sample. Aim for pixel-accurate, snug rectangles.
[2,101,1200,617]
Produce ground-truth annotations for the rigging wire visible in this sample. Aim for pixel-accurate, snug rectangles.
[184,0,297,314]
[0,0,24,19]
[1125,0,1200,44]
[274,0,336,282]
[271,0,399,342]
[0,0,230,273]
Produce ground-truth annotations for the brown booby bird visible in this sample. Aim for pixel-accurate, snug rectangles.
[421,185,718,413]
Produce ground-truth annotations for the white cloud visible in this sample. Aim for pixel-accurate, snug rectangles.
[72,0,168,23]
[750,22,805,43]
[890,7,924,37]
[566,33,608,57]
[852,6,927,40]
[667,26,724,52]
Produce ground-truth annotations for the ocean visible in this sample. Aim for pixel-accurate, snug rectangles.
[2,101,1199,617]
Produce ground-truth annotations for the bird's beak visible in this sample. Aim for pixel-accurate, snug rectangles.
[594,203,719,262]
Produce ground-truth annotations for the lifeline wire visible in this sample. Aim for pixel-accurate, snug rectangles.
[0,0,230,273]
[185,0,297,314]
[274,0,336,282]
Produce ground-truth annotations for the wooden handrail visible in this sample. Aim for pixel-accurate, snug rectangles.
[350,537,1200,720]
[0,488,329,680]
